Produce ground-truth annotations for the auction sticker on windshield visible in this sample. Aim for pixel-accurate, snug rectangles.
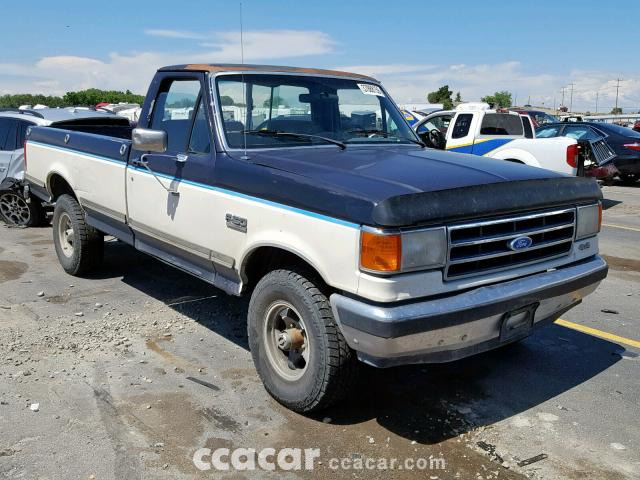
[357,83,385,96]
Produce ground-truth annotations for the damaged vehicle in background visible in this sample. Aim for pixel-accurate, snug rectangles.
[413,104,616,179]
[0,108,130,226]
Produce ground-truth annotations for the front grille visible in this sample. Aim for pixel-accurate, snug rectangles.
[591,139,616,164]
[445,208,575,280]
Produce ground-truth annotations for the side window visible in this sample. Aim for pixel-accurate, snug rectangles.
[0,119,17,151]
[452,114,473,139]
[480,114,523,136]
[535,126,560,138]
[150,79,201,152]
[188,98,211,154]
[564,126,600,141]
[522,116,534,138]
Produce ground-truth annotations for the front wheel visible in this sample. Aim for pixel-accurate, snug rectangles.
[248,269,357,413]
[52,194,103,275]
[0,190,45,227]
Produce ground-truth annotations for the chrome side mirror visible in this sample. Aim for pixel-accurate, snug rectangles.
[132,128,167,153]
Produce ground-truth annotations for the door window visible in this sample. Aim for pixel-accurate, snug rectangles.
[150,79,202,152]
[451,114,473,139]
[563,125,600,141]
[535,126,561,138]
[188,97,211,154]
[0,119,17,151]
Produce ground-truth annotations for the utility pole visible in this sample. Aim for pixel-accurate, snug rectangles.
[561,86,566,109]
[615,78,621,112]
[568,83,575,112]
[595,92,599,113]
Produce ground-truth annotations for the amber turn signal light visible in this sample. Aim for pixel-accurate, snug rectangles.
[360,231,402,272]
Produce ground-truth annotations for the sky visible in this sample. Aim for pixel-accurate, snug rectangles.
[1,0,639,112]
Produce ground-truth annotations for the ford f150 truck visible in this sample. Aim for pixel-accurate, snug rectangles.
[24,64,608,413]
[412,104,581,175]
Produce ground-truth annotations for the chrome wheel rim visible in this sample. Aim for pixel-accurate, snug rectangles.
[57,212,75,257]
[263,301,310,381]
[0,193,31,225]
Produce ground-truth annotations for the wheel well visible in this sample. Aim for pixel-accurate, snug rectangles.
[48,174,76,201]
[242,246,328,292]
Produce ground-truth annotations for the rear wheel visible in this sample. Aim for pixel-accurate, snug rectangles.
[0,191,45,227]
[52,194,103,275]
[248,269,357,413]
[619,173,638,186]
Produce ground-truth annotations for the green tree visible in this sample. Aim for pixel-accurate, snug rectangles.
[481,91,513,108]
[455,91,462,102]
[263,96,289,108]
[220,95,235,106]
[427,85,454,110]
[611,107,623,115]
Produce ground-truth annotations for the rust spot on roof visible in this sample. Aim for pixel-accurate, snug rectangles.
[176,63,377,82]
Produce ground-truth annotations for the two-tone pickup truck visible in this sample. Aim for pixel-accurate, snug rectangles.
[24,64,607,413]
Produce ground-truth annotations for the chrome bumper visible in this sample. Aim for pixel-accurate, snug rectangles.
[330,256,608,367]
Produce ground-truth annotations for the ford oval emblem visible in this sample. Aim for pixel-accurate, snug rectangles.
[509,236,533,251]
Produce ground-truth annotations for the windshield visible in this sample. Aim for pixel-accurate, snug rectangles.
[215,74,419,149]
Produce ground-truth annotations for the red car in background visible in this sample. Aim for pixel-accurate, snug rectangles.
[633,120,640,133]
[510,109,559,128]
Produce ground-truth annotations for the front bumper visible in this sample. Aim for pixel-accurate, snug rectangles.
[330,255,608,367]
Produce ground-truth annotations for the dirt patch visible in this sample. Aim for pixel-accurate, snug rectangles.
[120,391,236,475]
[602,255,640,273]
[0,260,28,283]
[46,294,70,304]
[30,239,52,245]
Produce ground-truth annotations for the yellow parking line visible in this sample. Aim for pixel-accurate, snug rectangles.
[556,318,640,349]
[602,223,640,233]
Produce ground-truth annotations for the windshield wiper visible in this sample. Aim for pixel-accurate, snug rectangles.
[241,129,346,150]
[347,129,425,147]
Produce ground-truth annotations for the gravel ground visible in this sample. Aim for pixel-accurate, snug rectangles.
[0,183,638,479]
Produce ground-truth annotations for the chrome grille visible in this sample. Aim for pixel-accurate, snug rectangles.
[445,208,576,280]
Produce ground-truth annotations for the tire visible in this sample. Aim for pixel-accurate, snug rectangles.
[52,194,103,275]
[248,269,357,413]
[619,173,638,186]
[0,190,46,227]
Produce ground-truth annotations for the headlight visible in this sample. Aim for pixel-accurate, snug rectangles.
[360,227,446,274]
[575,202,602,240]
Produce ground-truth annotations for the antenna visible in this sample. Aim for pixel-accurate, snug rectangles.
[239,1,249,160]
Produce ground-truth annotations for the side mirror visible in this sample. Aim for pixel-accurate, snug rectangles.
[132,128,167,153]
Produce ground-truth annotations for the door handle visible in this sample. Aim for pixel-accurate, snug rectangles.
[131,154,179,196]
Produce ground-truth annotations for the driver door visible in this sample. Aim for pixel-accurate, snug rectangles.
[127,74,220,282]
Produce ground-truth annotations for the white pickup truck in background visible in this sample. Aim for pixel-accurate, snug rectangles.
[413,103,580,175]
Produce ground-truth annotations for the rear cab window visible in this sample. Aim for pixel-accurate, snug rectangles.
[479,114,523,136]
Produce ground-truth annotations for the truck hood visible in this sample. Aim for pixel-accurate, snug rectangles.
[233,146,602,227]
[246,145,564,199]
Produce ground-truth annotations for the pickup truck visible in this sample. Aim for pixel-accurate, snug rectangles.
[24,64,608,413]
[412,104,581,175]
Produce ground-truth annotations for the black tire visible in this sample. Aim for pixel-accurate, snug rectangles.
[52,194,103,275]
[248,269,357,413]
[618,173,638,186]
[0,190,46,227]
